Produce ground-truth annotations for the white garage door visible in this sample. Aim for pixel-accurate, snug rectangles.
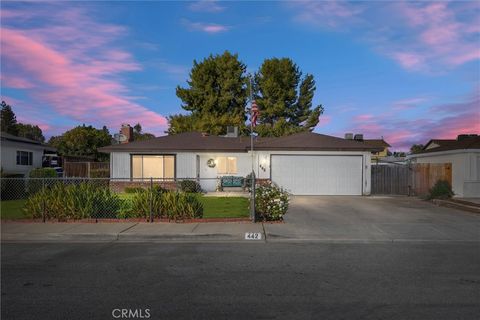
[271,155,363,195]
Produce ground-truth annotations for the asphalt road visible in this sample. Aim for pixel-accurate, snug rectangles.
[2,242,480,320]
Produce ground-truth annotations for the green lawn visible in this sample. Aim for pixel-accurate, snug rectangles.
[199,196,249,218]
[1,194,249,219]
[120,192,249,218]
[1,199,27,219]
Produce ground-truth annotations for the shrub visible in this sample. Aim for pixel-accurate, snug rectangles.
[129,187,203,220]
[28,168,58,195]
[89,168,109,178]
[179,179,201,193]
[428,180,454,200]
[29,168,57,178]
[244,173,254,190]
[255,182,289,221]
[124,186,146,193]
[24,182,121,220]
[129,186,165,218]
[162,191,203,220]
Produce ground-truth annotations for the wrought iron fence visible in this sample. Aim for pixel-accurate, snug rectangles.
[0,177,257,222]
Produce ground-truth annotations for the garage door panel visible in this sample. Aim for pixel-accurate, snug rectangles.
[271,155,363,195]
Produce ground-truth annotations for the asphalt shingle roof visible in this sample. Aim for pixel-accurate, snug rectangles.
[418,136,480,154]
[98,131,382,153]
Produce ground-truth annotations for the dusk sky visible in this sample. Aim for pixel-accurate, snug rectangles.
[1,0,479,150]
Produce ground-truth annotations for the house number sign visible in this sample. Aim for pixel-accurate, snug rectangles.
[245,232,262,240]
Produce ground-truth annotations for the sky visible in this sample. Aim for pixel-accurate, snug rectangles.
[1,0,479,150]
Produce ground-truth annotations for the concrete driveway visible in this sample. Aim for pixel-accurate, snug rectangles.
[264,196,480,242]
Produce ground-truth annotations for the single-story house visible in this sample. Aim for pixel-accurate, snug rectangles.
[408,134,480,197]
[363,138,391,162]
[0,132,56,176]
[99,131,381,195]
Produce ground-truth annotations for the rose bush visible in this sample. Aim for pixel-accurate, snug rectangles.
[255,182,289,221]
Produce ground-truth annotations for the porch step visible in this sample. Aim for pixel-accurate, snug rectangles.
[432,199,480,214]
[222,187,244,192]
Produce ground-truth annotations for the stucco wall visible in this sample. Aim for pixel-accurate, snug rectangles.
[109,150,372,194]
[411,151,480,197]
[1,141,45,176]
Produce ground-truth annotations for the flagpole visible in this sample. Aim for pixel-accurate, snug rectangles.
[249,74,255,222]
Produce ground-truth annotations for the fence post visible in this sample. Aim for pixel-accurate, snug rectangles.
[149,177,153,223]
[250,171,256,222]
[42,178,46,223]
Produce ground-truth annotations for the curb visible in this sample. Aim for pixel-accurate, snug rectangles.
[1,233,119,242]
[1,232,267,243]
[432,199,480,214]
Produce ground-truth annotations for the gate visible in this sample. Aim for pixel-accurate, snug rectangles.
[371,164,410,195]
[371,163,452,196]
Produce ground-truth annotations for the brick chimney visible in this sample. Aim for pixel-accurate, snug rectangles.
[120,124,134,143]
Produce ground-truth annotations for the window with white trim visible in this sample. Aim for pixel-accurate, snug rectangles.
[16,151,33,166]
[217,156,237,174]
[131,155,175,179]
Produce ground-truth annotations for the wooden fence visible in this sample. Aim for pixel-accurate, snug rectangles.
[371,163,452,196]
[371,165,410,195]
[411,163,452,196]
[64,162,110,178]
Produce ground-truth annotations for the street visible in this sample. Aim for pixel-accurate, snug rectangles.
[2,242,479,320]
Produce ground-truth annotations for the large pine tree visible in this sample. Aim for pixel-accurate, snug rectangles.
[168,51,248,135]
[253,58,323,137]
[1,101,19,135]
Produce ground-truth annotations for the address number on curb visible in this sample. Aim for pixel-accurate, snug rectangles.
[245,232,262,240]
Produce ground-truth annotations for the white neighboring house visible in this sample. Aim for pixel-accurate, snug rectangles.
[408,135,480,198]
[0,132,56,176]
[99,131,380,196]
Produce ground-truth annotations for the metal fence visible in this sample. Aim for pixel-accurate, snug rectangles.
[0,177,257,222]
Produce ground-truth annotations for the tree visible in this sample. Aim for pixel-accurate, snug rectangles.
[16,123,45,142]
[253,58,323,137]
[1,101,18,135]
[167,113,246,136]
[168,51,248,135]
[48,125,112,161]
[132,123,155,141]
[410,144,424,154]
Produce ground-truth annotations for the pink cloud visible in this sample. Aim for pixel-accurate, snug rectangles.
[182,19,229,33]
[289,1,480,72]
[290,0,364,28]
[1,7,168,136]
[347,94,480,150]
[317,115,332,127]
[353,114,374,121]
[188,0,225,13]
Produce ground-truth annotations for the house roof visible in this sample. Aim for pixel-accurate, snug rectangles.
[363,139,391,148]
[0,131,56,151]
[416,136,480,154]
[98,131,382,153]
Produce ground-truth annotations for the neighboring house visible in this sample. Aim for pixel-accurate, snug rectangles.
[363,138,391,162]
[408,134,480,198]
[0,132,56,176]
[375,155,408,165]
[99,131,381,196]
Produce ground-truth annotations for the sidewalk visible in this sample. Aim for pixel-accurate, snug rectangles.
[1,222,265,242]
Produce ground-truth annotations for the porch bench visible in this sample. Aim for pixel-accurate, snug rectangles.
[221,176,244,188]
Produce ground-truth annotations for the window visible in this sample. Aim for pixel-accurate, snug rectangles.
[217,156,237,174]
[131,155,175,179]
[16,151,33,166]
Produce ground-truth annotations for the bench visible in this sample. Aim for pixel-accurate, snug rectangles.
[221,176,244,188]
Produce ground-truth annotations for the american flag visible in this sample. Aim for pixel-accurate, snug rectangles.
[251,100,259,127]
